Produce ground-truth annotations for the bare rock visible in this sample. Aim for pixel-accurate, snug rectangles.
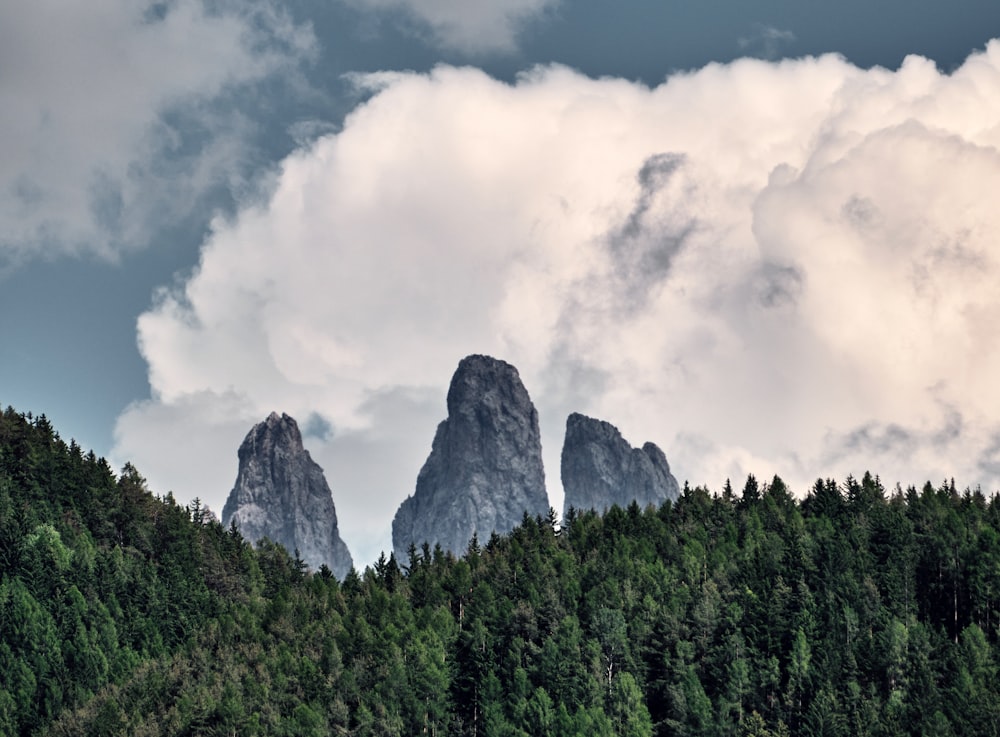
[561,412,679,516]
[222,412,353,578]
[392,355,549,560]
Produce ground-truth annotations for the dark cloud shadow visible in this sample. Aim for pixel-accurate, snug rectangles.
[822,405,964,467]
[302,412,335,441]
[977,432,1000,478]
[756,262,803,309]
[606,152,695,312]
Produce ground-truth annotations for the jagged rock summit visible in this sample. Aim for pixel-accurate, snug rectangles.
[222,412,353,578]
[392,354,549,560]
[561,412,679,516]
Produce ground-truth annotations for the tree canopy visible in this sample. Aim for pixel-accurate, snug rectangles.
[1,406,1000,736]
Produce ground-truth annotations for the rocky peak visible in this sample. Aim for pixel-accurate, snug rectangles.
[392,355,549,561]
[222,412,353,578]
[561,412,679,516]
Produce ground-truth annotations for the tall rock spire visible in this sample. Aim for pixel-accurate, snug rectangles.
[392,355,549,561]
[222,412,353,578]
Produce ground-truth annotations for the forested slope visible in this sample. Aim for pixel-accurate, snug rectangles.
[2,406,999,736]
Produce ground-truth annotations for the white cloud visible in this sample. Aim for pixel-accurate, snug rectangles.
[345,0,559,53]
[115,41,1000,567]
[738,24,797,60]
[0,0,314,267]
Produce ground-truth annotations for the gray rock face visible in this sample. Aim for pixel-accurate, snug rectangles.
[222,412,353,578]
[561,412,679,516]
[392,355,549,561]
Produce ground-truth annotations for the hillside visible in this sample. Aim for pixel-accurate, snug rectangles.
[2,405,999,736]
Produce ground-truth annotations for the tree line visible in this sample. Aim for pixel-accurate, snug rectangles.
[1,405,999,735]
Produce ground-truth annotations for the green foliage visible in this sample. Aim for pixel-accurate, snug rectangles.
[5,404,1000,736]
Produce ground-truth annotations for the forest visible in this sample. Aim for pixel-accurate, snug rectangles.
[1,405,1000,736]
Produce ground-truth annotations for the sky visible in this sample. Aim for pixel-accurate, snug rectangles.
[4,1,1000,567]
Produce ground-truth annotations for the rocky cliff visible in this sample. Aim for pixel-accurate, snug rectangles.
[561,412,679,515]
[222,412,353,578]
[392,355,549,560]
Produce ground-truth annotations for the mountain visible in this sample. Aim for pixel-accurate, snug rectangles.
[391,354,549,560]
[561,412,679,515]
[221,412,353,577]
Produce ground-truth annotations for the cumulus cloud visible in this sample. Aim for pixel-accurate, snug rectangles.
[0,0,314,267]
[115,41,1000,565]
[344,0,559,53]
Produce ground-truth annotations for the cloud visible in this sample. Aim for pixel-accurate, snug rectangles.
[608,153,695,310]
[739,24,797,60]
[824,405,964,469]
[302,412,335,442]
[113,390,256,514]
[344,0,559,53]
[115,41,1000,566]
[0,0,314,268]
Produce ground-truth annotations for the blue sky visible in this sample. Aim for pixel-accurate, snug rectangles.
[3,0,1000,565]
